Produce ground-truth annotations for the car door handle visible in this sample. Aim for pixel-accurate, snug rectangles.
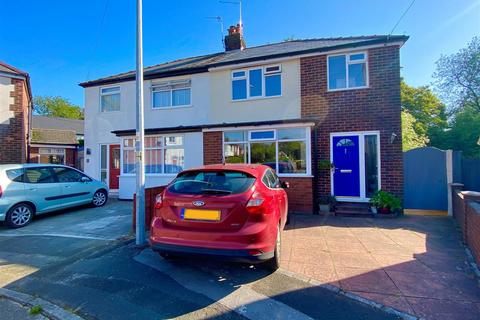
[64,185,71,188]
[28,188,37,191]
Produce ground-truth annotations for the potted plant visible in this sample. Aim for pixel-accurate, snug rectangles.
[318,195,336,213]
[370,190,401,214]
[318,160,335,171]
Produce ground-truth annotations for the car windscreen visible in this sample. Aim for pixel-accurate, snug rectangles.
[168,170,256,195]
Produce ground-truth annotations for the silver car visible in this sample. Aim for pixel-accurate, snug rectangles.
[0,164,108,228]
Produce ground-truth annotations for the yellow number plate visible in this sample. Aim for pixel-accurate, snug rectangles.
[183,209,221,221]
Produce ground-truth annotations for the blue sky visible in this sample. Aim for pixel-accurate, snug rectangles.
[1,0,479,107]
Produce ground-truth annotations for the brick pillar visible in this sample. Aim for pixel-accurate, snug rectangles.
[203,131,223,165]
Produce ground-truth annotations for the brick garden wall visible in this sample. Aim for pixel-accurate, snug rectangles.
[452,188,480,265]
[0,78,29,164]
[300,45,403,200]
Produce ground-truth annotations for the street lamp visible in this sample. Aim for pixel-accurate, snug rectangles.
[135,0,146,246]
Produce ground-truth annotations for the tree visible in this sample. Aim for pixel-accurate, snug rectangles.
[446,105,480,158]
[33,96,84,119]
[401,110,429,151]
[433,37,480,113]
[400,80,448,138]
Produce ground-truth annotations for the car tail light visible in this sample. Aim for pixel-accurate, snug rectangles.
[246,191,265,214]
[0,185,2,198]
[154,193,163,209]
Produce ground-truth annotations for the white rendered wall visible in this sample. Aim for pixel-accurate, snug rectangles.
[209,59,301,123]
[0,76,14,125]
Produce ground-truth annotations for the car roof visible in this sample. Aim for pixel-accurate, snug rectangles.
[180,164,269,178]
[0,163,72,170]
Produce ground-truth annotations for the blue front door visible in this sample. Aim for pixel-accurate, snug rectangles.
[332,135,360,197]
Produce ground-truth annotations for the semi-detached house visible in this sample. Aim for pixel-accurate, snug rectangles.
[80,28,408,214]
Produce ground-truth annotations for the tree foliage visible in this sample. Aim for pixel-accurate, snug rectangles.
[33,96,84,120]
[433,37,480,113]
[401,110,429,151]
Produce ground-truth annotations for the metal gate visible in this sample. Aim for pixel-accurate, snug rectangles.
[403,147,448,210]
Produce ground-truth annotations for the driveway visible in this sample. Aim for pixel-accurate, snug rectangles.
[0,199,400,319]
[281,214,480,320]
[0,198,132,240]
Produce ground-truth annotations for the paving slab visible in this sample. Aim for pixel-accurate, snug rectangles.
[281,214,480,319]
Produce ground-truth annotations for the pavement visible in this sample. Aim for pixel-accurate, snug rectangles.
[0,198,400,320]
[0,297,48,320]
[281,214,480,320]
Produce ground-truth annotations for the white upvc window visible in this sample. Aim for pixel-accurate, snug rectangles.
[38,147,66,164]
[231,65,282,101]
[100,86,120,112]
[327,52,368,91]
[152,79,191,109]
[122,135,184,175]
[223,127,311,176]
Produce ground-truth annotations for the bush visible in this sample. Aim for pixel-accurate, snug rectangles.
[318,195,337,205]
[370,190,401,211]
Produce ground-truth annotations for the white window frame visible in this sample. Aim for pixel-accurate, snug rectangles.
[327,51,369,92]
[38,147,66,165]
[99,86,121,112]
[222,126,311,177]
[99,144,109,185]
[231,64,282,101]
[330,131,381,202]
[121,135,184,176]
[151,79,192,109]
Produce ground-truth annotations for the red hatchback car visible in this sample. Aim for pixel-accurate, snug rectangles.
[149,164,289,270]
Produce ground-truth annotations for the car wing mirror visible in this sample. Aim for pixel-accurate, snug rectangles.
[81,176,90,183]
[281,181,290,189]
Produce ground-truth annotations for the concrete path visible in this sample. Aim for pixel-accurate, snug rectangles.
[281,214,480,320]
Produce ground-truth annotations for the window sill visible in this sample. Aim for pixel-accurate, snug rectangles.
[99,110,122,114]
[231,95,283,103]
[152,105,193,110]
[277,174,313,178]
[327,86,369,93]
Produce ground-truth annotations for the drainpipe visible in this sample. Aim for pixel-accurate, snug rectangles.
[312,125,319,215]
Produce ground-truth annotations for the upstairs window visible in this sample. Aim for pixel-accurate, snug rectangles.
[328,52,367,91]
[100,87,120,112]
[232,65,282,100]
[152,79,191,108]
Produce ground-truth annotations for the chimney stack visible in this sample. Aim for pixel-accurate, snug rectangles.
[224,23,246,51]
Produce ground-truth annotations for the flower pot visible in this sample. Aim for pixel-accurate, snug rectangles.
[319,204,331,213]
[371,207,378,214]
[378,207,391,214]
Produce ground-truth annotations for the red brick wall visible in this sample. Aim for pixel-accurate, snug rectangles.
[0,78,29,164]
[453,189,480,265]
[301,45,403,200]
[466,201,480,265]
[284,177,313,213]
[203,131,223,164]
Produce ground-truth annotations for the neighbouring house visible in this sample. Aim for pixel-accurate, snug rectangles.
[80,27,407,213]
[0,61,32,164]
[29,116,84,169]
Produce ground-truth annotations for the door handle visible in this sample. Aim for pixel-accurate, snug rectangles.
[28,188,37,191]
[340,169,352,173]
[64,185,71,188]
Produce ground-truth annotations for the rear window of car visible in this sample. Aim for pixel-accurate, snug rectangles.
[6,169,24,182]
[168,170,255,195]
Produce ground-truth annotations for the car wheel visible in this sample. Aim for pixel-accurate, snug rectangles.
[265,224,281,271]
[6,203,34,228]
[92,190,108,207]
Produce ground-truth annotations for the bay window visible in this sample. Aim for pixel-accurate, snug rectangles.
[232,65,282,100]
[122,135,184,174]
[223,127,310,175]
[328,52,368,91]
